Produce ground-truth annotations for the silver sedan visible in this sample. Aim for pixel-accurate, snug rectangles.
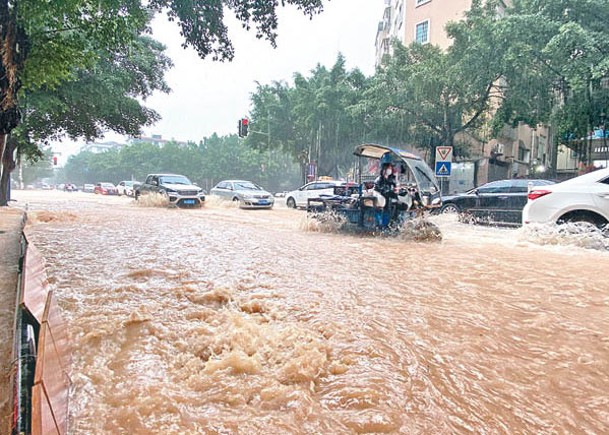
[210,180,274,209]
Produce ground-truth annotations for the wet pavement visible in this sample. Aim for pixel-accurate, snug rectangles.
[0,208,26,433]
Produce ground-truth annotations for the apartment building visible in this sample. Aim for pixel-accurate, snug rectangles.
[403,0,472,48]
[376,0,472,60]
[375,0,555,190]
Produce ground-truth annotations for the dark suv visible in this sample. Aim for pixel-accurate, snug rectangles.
[135,173,206,208]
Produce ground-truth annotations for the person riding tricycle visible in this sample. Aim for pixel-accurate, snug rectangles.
[307,143,442,234]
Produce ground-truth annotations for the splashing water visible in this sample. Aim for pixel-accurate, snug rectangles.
[205,195,241,209]
[301,208,443,241]
[134,193,170,208]
[519,222,609,251]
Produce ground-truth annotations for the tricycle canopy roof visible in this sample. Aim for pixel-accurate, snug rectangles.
[353,143,422,161]
[353,143,439,195]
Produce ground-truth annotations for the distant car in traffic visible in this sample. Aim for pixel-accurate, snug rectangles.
[116,180,139,197]
[523,167,609,230]
[94,182,119,195]
[135,173,205,208]
[63,183,77,192]
[285,180,351,209]
[210,180,274,208]
[83,184,95,193]
[439,178,556,226]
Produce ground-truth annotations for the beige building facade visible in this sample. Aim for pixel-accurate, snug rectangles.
[402,0,472,48]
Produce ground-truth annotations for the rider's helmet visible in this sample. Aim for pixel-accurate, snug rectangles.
[380,152,393,166]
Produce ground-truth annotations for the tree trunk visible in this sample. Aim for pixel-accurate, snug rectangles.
[0,133,5,204]
[0,0,29,206]
[0,133,16,205]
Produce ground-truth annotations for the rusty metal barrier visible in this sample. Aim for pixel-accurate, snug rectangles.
[10,233,71,435]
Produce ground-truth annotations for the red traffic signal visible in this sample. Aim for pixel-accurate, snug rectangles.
[238,118,249,137]
[52,156,58,166]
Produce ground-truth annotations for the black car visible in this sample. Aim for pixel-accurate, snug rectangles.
[439,179,555,226]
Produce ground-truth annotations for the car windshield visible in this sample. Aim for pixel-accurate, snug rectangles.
[160,175,192,185]
[234,181,261,191]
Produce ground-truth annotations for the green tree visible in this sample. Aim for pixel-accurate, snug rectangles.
[62,135,301,193]
[493,0,609,170]
[366,0,505,160]
[1,0,326,205]
[248,54,371,180]
[0,33,172,204]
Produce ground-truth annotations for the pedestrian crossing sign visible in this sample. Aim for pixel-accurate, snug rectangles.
[435,161,451,177]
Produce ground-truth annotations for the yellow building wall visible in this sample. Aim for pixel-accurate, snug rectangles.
[403,0,472,48]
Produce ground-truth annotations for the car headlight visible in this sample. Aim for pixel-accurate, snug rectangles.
[242,194,253,200]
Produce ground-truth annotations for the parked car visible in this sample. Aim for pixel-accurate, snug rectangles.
[135,173,205,208]
[94,182,119,195]
[63,183,77,192]
[523,167,609,229]
[210,180,274,208]
[439,178,556,226]
[285,180,351,209]
[116,180,139,197]
[83,184,95,193]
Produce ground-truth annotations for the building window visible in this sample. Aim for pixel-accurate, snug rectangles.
[518,146,530,163]
[415,20,430,44]
[416,0,431,6]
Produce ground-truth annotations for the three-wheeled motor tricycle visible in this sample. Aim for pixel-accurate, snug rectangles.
[306,143,442,237]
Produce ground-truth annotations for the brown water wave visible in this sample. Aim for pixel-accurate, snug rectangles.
[15,190,609,434]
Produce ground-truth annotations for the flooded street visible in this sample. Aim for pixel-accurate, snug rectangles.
[12,190,609,434]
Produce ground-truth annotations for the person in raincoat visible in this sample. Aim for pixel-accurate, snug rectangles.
[373,152,398,208]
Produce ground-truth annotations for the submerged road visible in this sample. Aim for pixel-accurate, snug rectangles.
[7,189,609,434]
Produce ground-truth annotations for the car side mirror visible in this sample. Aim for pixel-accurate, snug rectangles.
[151,180,158,186]
[473,188,479,196]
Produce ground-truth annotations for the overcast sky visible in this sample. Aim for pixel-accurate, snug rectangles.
[54,0,386,160]
[141,0,385,140]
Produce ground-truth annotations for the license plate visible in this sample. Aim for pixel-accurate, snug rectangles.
[183,199,196,205]
[259,200,269,205]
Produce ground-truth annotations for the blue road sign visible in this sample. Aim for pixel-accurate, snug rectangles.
[435,161,452,177]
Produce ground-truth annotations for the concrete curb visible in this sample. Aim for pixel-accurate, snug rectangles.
[0,208,27,434]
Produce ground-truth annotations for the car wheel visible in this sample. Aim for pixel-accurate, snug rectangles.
[459,212,477,225]
[286,197,296,209]
[440,203,460,214]
[558,212,607,230]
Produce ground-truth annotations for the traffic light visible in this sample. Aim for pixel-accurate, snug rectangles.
[53,156,58,166]
[238,118,249,137]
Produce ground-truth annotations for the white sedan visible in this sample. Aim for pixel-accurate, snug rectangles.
[522,167,609,229]
[116,180,139,197]
[285,180,349,209]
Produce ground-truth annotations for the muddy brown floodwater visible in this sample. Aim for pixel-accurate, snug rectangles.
[10,190,609,434]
